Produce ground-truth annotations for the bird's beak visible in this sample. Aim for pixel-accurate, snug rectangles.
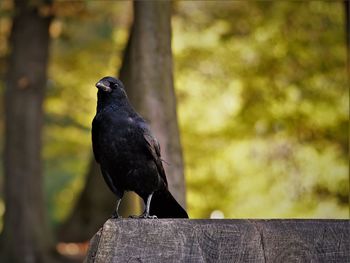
[96,81,112,92]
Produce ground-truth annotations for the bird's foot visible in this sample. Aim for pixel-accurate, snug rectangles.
[143,215,158,219]
[111,211,122,219]
[129,213,157,219]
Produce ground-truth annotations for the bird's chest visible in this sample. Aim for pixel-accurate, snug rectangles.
[96,115,142,163]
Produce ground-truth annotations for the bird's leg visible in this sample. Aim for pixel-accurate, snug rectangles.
[141,193,158,219]
[129,192,157,219]
[111,198,122,219]
[144,193,154,217]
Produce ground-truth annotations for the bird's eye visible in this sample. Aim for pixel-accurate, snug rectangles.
[112,83,119,89]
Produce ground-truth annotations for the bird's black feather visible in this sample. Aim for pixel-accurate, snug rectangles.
[92,76,188,218]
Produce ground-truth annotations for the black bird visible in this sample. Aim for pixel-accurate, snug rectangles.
[92,76,188,219]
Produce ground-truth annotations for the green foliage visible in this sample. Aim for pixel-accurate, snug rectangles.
[173,1,348,218]
[0,1,348,225]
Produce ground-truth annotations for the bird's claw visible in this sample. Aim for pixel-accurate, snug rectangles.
[144,215,158,219]
[129,214,158,219]
[111,212,122,219]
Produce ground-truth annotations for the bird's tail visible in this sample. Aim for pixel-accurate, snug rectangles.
[150,188,188,218]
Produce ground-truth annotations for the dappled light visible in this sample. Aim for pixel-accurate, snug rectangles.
[173,1,348,219]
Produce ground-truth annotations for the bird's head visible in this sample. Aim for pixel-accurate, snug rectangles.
[95,76,125,94]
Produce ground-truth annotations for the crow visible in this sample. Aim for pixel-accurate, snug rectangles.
[92,76,188,219]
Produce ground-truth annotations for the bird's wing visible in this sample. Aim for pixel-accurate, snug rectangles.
[142,127,168,187]
[91,117,100,163]
[101,167,124,198]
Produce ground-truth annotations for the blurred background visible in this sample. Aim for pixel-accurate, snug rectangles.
[0,0,348,262]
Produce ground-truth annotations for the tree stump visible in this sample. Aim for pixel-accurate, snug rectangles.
[85,219,349,263]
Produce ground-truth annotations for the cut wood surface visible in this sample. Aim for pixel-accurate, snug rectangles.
[85,219,349,263]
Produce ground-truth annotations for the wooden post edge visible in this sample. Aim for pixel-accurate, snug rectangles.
[84,219,349,263]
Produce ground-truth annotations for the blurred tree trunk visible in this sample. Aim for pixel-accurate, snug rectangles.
[126,1,186,207]
[59,1,186,242]
[0,1,54,263]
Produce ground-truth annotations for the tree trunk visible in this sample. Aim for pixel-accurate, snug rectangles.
[1,1,53,263]
[126,1,186,208]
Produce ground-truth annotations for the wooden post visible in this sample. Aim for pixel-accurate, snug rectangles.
[84,219,349,263]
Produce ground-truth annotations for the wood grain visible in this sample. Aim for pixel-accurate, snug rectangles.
[84,219,349,263]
